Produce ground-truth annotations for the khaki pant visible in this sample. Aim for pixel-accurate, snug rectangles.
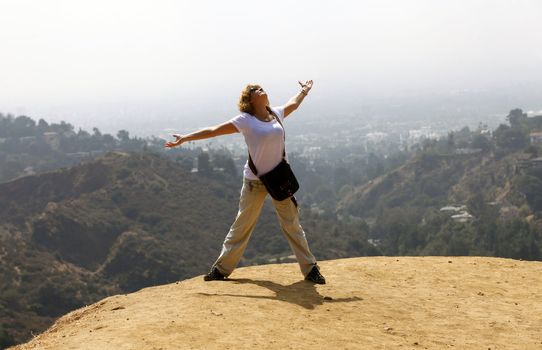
[213,178,317,278]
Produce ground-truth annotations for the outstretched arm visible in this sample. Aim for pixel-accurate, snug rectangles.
[283,80,313,118]
[164,121,238,148]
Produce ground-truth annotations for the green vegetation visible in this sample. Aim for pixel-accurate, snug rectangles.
[0,113,235,185]
[340,109,542,262]
[1,108,542,347]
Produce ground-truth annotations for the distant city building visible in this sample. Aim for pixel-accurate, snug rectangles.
[529,132,542,145]
[407,127,440,144]
[517,157,542,170]
[451,212,474,223]
[42,132,60,150]
[479,128,491,138]
[440,205,467,212]
[365,132,388,143]
[440,205,473,222]
[454,148,482,155]
[23,166,36,176]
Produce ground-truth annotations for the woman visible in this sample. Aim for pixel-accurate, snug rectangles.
[165,80,325,284]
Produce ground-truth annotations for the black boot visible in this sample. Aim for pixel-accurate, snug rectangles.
[305,265,326,284]
[204,266,225,281]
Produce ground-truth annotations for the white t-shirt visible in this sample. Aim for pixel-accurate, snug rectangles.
[230,106,287,180]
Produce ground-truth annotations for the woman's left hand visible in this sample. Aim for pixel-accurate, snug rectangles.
[298,80,313,94]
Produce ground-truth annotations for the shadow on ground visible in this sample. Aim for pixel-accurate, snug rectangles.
[198,278,362,309]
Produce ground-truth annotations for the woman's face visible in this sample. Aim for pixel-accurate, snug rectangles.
[249,86,268,105]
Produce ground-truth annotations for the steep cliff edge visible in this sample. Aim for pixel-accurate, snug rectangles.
[10,257,542,350]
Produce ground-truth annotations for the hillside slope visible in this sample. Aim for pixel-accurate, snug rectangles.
[10,257,542,350]
[334,149,542,260]
[338,151,527,218]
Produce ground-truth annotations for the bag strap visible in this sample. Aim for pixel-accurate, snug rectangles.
[248,107,286,176]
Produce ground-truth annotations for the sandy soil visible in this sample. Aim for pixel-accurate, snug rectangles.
[10,257,542,350]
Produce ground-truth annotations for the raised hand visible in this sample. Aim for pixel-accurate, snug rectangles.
[298,80,313,94]
[164,134,183,148]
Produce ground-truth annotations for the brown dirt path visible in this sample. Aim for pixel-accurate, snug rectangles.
[10,257,542,350]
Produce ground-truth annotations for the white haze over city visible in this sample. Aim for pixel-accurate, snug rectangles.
[1,0,541,137]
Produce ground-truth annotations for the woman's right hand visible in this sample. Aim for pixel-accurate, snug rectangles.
[164,134,184,148]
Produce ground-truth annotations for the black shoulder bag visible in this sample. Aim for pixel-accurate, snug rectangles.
[248,109,299,201]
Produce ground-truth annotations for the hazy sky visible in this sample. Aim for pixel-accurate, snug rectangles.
[1,0,541,133]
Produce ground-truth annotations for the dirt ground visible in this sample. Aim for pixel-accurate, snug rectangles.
[10,257,542,350]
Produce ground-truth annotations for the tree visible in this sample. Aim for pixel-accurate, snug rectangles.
[495,219,541,260]
[514,175,542,212]
[37,118,49,134]
[102,133,117,148]
[176,155,195,172]
[77,128,91,138]
[117,130,130,143]
[506,108,527,128]
[312,183,336,206]
[13,115,36,137]
[197,152,211,174]
[0,114,12,137]
[211,153,237,176]
[494,124,529,151]
[471,134,491,152]
[447,132,455,148]
[50,121,74,135]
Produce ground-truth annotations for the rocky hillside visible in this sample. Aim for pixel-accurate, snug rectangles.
[9,257,542,350]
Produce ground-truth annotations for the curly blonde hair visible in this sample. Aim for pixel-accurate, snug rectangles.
[237,83,270,114]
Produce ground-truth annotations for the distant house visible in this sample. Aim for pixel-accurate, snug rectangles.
[454,148,482,155]
[479,128,492,138]
[530,132,542,145]
[23,166,36,176]
[440,205,474,222]
[365,132,388,143]
[42,132,60,150]
[440,205,467,212]
[66,150,105,160]
[451,212,474,223]
[408,127,439,143]
[517,157,542,170]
